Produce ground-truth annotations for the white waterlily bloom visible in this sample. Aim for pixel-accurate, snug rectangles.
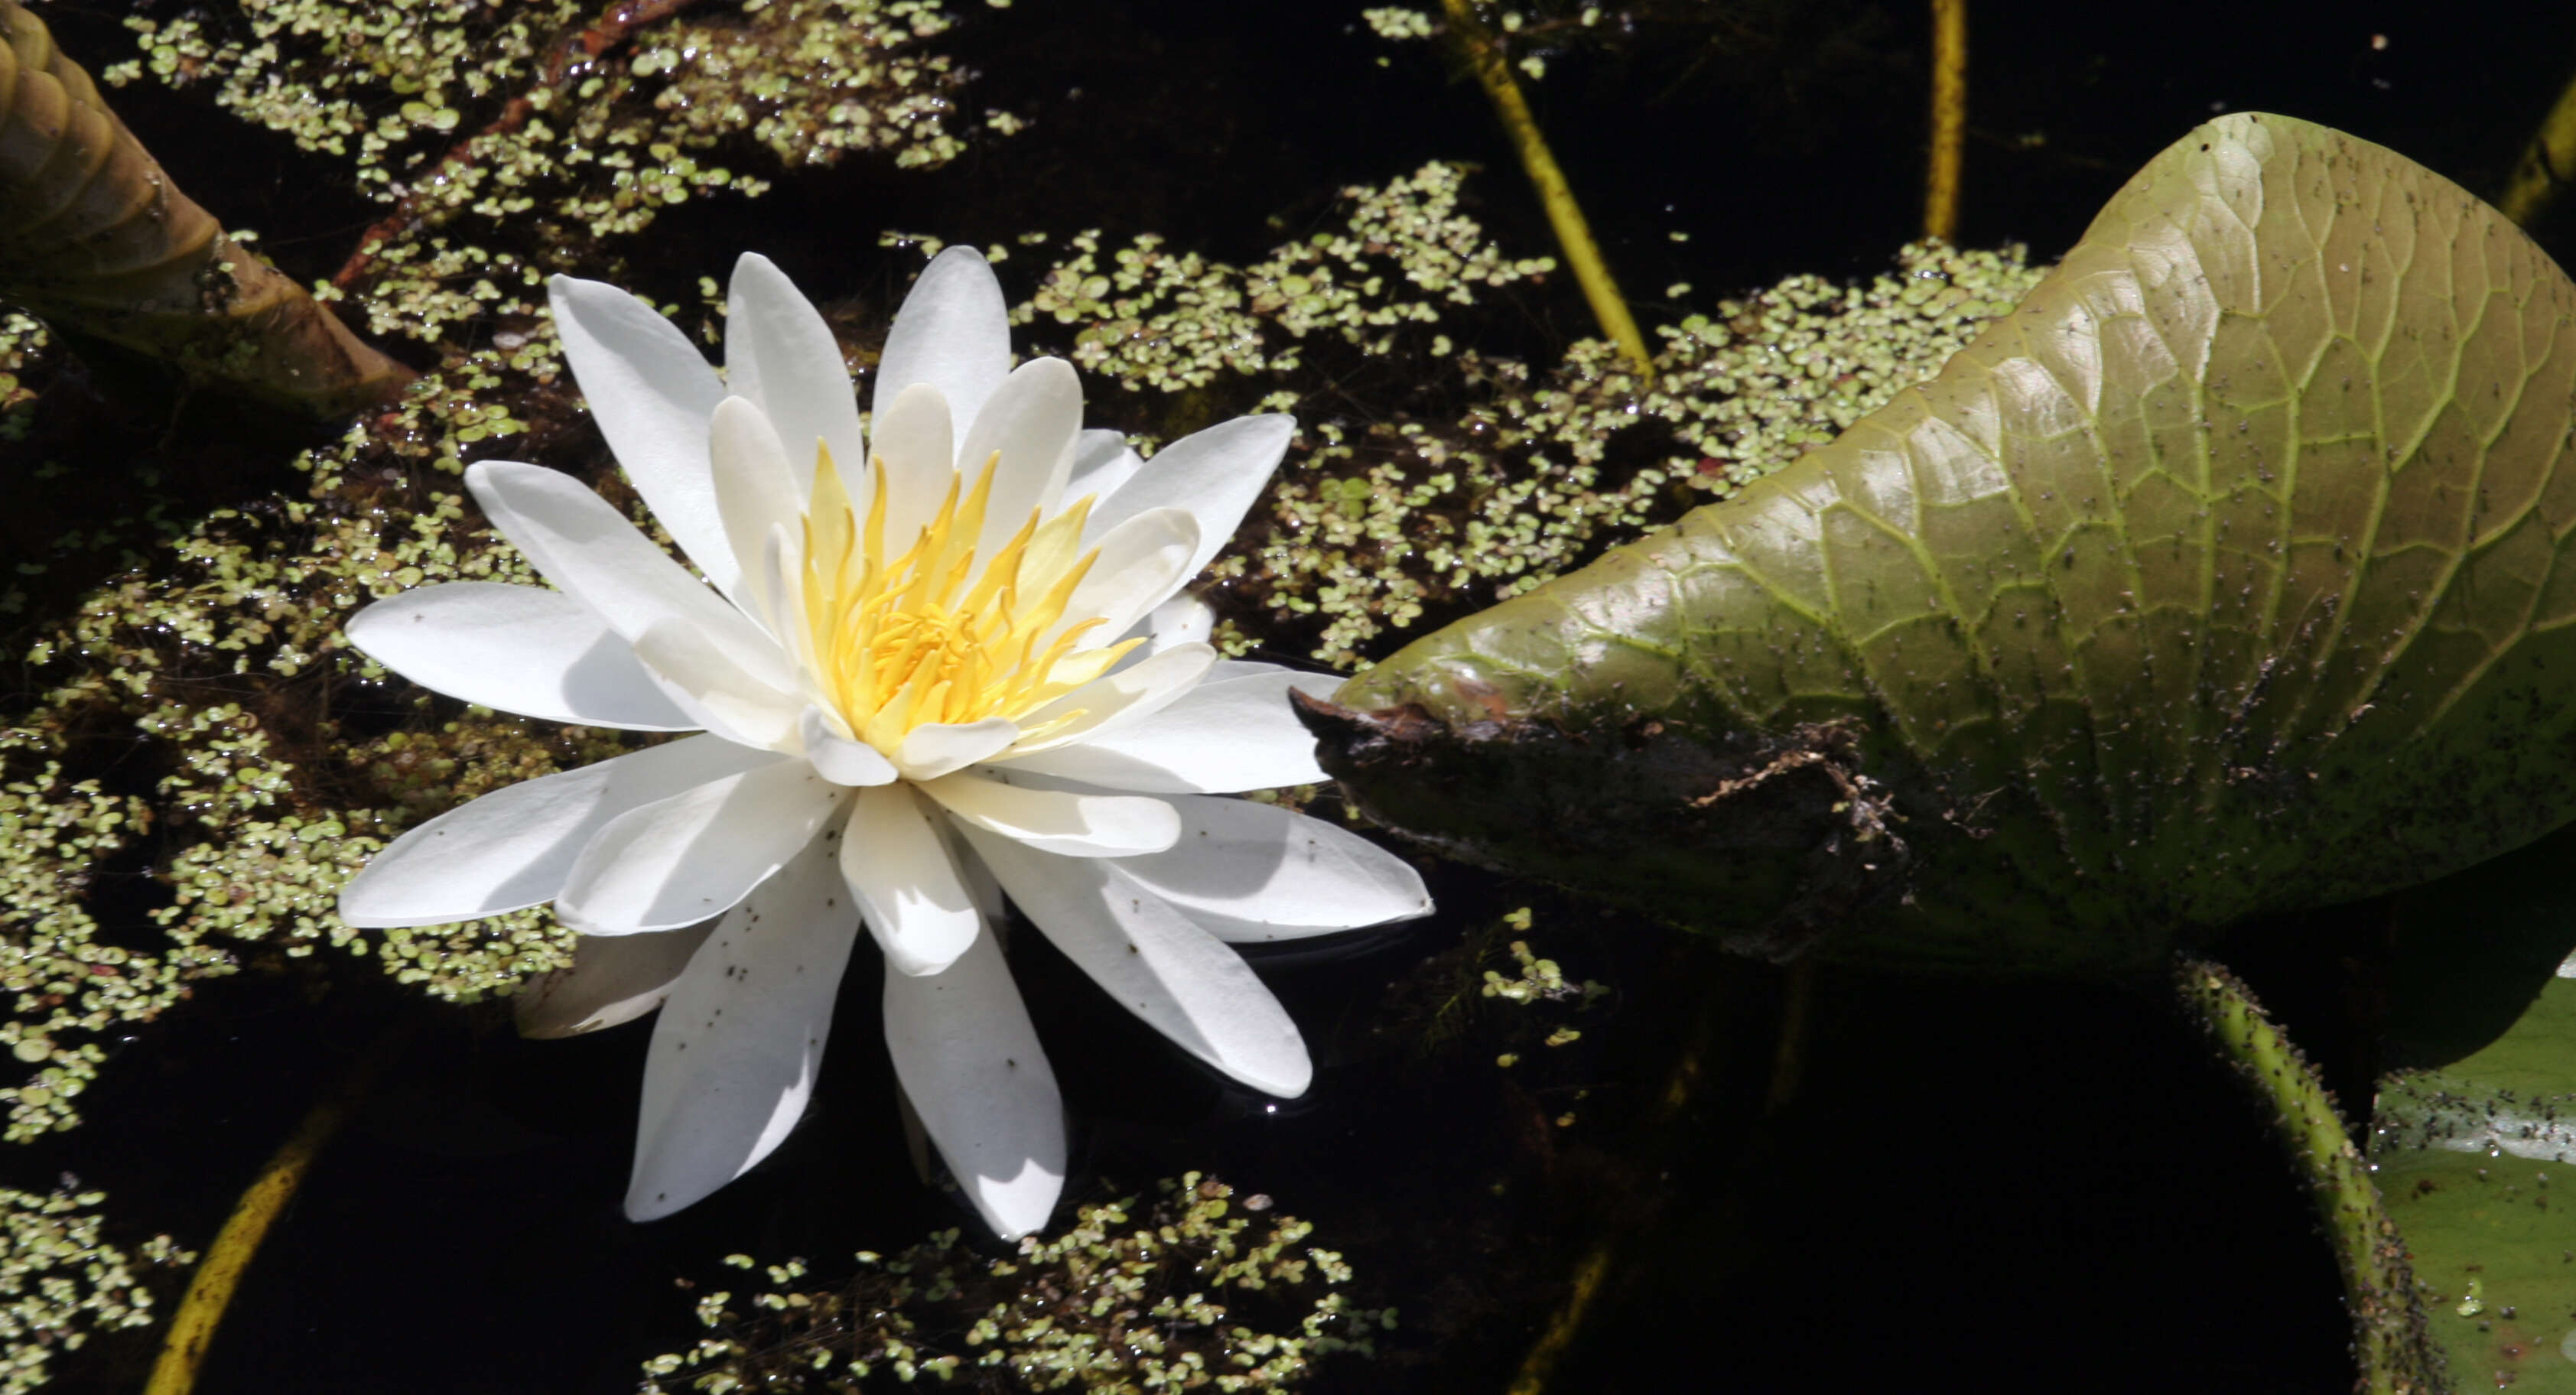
[337,248,1431,1240]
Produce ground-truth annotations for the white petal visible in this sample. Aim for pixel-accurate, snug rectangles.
[997,670,1331,794]
[465,462,789,685]
[708,397,805,603]
[1143,595,1214,652]
[1082,415,1293,585]
[895,718,1020,782]
[1001,642,1217,756]
[515,923,717,1039]
[760,525,816,675]
[1107,795,1430,939]
[957,825,1311,1097]
[945,817,1010,924]
[626,835,858,1221]
[843,783,981,975]
[881,919,1063,1239]
[870,382,959,554]
[798,706,899,787]
[1065,428,1142,502]
[340,736,777,928]
[875,246,1010,444]
[958,358,1081,561]
[920,769,1179,857]
[345,583,695,730]
[557,759,848,933]
[724,254,865,501]
[1059,507,1199,649]
[548,275,735,593]
[629,618,805,751]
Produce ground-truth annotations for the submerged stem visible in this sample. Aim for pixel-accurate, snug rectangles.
[1439,0,1654,382]
[144,1017,418,1395]
[1505,961,1732,1395]
[1762,958,1818,1113]
[2174,958,2444,1395]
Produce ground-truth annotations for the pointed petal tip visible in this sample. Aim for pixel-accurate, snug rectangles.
[547,272,629,313]
[968,1168,1065,1241]
[883,942,972,977]
[1017,354,1079,385]
[621,1186,693,1223]
[330,887,402,932]
[1225,1045,1313,1102]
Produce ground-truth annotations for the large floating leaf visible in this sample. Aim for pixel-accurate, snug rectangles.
[0,0,410,415]
[2375,824,2576,1391]
[1310,112,2576,976]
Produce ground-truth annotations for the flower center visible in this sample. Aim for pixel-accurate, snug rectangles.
[798,446,1137,755]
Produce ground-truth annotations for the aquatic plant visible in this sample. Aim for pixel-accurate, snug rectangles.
[0,123,2041,1390]
[1319,112,2576,977]
[0,0,1038,1153]
[0,0,2046,1364]
[337,249,1433,1235]
[0,1185,190,1395]
[1308,109,2576,1389]
[636,1174,1389,1393]
[110,0,1001,346]
[0,0,408,415]
[0,150,1963,1146]
[1007,165,2038,666]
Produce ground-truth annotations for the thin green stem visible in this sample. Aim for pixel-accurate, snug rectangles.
[2174,958,2444,1395]
[1440,0,1654,382]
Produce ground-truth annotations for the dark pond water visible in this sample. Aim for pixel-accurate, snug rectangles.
[16,0,2576,1391]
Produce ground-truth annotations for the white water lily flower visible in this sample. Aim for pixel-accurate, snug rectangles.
[337,249,1430,1238]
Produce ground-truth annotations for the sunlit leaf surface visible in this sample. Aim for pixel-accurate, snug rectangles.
[1321,112,2576,977]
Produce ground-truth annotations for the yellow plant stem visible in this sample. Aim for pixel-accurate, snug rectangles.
[1924,0,1968,240]
[145,1017,418,1395]
[1505,961,1730,1395]
[2500,60,2576,228]
[1762,958,1818,1113]
[1440,0,1654,382]
[2174,959,2441,1395]
[1504,1246,1615,1395]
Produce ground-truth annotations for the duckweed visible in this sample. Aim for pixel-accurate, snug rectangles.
[639,1175,1390,1393]
[0,1185,190,1395]
[1006,168,2037,664]
[115,0,1003,343]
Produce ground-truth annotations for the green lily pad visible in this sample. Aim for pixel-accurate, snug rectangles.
[1309,112,2576,977]
[2376,825,2576,1391]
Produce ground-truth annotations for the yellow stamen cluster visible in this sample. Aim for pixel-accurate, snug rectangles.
[798,447,1136,754]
